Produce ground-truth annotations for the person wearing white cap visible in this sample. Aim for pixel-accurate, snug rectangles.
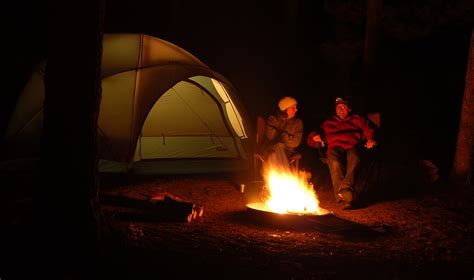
[263,96,303,172]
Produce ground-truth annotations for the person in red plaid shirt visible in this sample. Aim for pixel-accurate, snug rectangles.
[307,97,376,210]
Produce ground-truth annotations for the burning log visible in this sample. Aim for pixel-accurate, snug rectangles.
[100,192,203,223]
[193,204,204,218]
[152,195,195,222]
[149,192,204,221]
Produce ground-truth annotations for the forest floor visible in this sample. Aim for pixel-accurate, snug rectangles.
[95,159,474,280]
[2,161,474,280]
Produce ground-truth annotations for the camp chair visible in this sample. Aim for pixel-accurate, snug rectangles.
[360,112,382,195]
[253,116,301,180]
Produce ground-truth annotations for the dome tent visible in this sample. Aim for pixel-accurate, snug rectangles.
[3,33,251,174]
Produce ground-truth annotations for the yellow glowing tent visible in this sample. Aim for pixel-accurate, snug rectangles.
[3,33,251,174]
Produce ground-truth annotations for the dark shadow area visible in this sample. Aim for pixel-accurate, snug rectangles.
[301,141,446,208]
[223,209,393,243]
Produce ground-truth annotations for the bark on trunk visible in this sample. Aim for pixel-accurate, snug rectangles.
[37,0,105,277]
[363,0,383,76]
[362,0,383,110]
[450,28,474,185]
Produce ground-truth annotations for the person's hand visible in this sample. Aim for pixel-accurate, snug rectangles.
[312,134,323,143]
[365,139,376,149]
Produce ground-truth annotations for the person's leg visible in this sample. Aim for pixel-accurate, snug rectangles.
[326,147,346,203]
[338,147,361,204]
[266,142,291,172]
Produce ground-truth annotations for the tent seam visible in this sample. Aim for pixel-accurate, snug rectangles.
[128,34,143,165]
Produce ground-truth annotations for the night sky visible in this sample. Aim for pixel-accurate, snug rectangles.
[4,0,474,177]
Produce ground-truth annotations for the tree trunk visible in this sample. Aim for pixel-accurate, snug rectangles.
[37,0,105,277]
[362,0,383,112]
[363,0,383,76]
[450,28,474,185]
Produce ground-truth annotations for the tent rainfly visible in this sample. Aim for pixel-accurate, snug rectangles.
[3,33,251,174]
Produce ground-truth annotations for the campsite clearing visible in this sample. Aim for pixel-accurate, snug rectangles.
[2,171,473,279]
[14,172,474,278]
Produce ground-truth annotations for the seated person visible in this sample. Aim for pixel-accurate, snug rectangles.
[263,96,303,172]
[307,97,376,210]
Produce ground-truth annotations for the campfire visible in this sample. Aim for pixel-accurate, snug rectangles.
[248,162,329,216]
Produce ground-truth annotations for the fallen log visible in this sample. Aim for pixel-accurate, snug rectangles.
[101,192,203,223]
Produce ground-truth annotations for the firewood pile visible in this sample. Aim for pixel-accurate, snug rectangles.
[100,191,204,223]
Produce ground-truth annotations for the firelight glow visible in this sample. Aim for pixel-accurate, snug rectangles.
[262,166,328,215]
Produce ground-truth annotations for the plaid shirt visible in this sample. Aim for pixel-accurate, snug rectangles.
[307,114,375,153]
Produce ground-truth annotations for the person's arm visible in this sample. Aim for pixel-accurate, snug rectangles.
[307,120,327,148]
[266,115,281,141]
[359,115,376,149]
[284,118,303,149]
[307,131,324,148]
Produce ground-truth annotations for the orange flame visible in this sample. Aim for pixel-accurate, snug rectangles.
[261,164,328,215]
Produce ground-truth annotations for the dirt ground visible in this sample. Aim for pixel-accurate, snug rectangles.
[94,165,474,280]
[2,162,474,280]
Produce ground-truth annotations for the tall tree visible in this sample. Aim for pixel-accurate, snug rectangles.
[363,0,383,76]
[450,28,474,185]
[37,0,105,278]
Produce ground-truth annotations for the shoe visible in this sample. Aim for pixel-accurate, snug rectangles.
[337,187,354,202]
[341,201,353,210]
[337,199,353,210]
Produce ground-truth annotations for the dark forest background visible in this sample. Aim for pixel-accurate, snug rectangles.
[4,0,474,177]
